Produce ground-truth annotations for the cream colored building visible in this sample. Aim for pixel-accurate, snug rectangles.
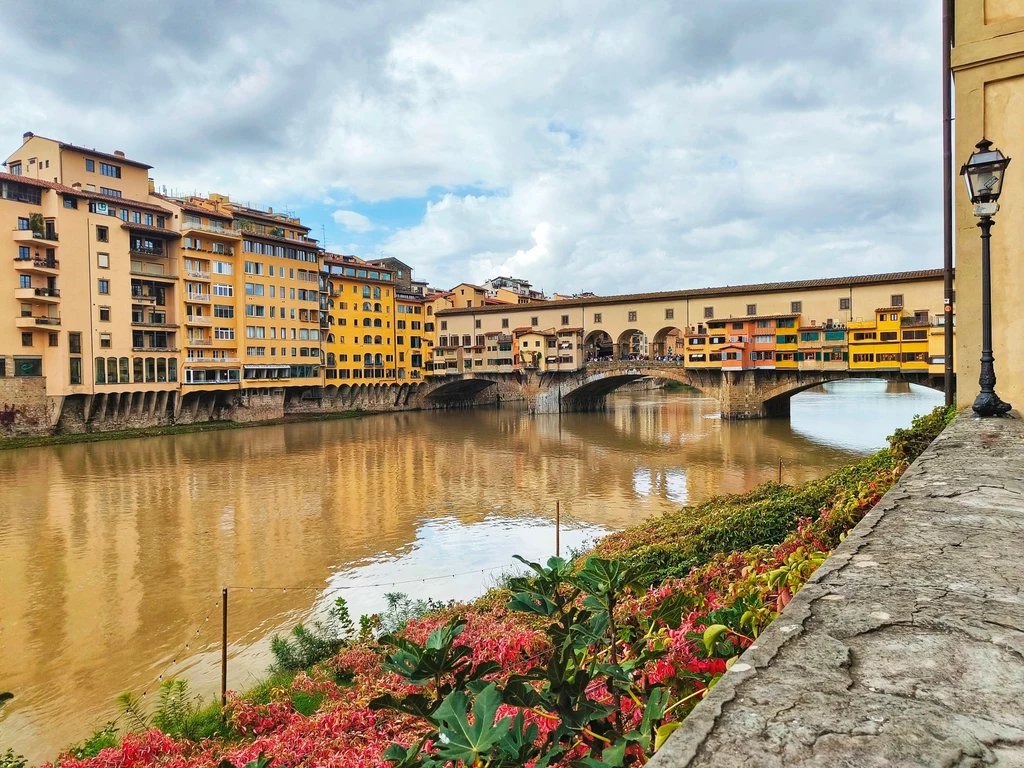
[435,270,950,378]
[952,2,1024,410]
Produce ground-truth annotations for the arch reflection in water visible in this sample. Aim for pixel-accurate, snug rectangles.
[0,379,942,762]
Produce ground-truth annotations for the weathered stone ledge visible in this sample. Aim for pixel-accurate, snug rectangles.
[651,411,1024,767]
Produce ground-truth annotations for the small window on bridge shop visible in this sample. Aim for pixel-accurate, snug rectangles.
[703,306,714,319]
[709,353,722,362]
[890,294,904,307]
[665,308,674,320]
[628,311,637,322]
[790,301,802,314]
[756,319,771,328]
[594,313,602,323]
[903,330,928,341]
[839,297,851,310]
[853,353,875,363]
[462,335,472,346]
[880,331,898,341]
[824,330,844,341]
[502,319,510,328]
[878,353,899,363]
[732,322,743,330]
[709,336,726,344]
[691,354,708,363]
[890,313,899,322]
[475,319,482,328]
[800,331,819,341]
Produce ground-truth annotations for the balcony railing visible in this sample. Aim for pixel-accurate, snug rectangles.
[13,229,59,242]
[185,357,240,364]
[130,245,165,257]
[186,269,211,280]
[185,316,212,325]
[33,316,61,326]
[188,339,213,346]
[132,346,179,352]
[186,293,211,303]
[901,317,931,327]
[131,320,179,328]
[34,287,60,298]
[182,221,236,237]
[14,256,59,270]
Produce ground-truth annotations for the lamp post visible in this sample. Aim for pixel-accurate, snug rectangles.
[960,138,1012,417]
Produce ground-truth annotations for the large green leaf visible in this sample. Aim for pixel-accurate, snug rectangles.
[432,683,511,762]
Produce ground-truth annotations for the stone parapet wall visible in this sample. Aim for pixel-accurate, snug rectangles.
[650,411,1024,767]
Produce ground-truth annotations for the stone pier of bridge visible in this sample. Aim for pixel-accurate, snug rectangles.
[650,411,1024,767]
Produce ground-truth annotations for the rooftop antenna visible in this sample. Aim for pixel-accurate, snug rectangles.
[321,224,327,251]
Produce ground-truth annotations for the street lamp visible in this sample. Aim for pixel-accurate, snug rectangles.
[960,138,1012,416]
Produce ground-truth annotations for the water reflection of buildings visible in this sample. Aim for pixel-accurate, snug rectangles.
[0,390,890,760]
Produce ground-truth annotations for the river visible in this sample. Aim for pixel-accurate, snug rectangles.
[0,379,942,762]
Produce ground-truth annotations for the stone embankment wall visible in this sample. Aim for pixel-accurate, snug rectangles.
[650,411,1024,767]
[0,376,56,436]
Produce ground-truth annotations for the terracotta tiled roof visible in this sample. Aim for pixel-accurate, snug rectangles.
[231,206,310,232]
[122,222,182,239]
[18,133,153,168]
[558,327,584,333]
[175,201,233,220]
[875,306,904,312]
[437,270,948,316]
[512,326,534,333]
[0,172,172,214]
[706,313,800,324]
[237,227,319,248]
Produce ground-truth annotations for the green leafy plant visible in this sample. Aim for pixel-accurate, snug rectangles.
[0,750,27,768]
[271,597,356,671]
[118,679,225,742]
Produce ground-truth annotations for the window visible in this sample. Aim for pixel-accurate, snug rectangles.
[214,304,234,319]
[628,311,638,322]
[791,301,802,314]
[800,331,820,342]
[49,332,59,347]
[85,159,95,172]
[213,283,233,297]
[99,187,122,198]
[17,216,29,230]
[500,318,510,328]
[880,331,898,341]
[97,252,109,269]
[746,304,757,315]
[213,261,232,275]
[132,211,141,224]
[891,294,904,307]
[839,297,851,310]
[594,313,602,324]
[68,332,82,354]
[702,306,713,319]
[96,225,108,242]
[145,213,153,226]
[215,327,235,340]
[99,333,111,348]
[440,320,448,331]
[98,279,109,294]
[21,332,33,347]
[64,197,78,209]
[99,162,121,178]
[19,275,30,289]
[561,314,570,325]
[9,162,21,175]
[890,313,899,322]
[69,356,82,385]
[665,308,674,320]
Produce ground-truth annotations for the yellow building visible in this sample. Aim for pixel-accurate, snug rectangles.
[952,3,1024,410]
[0,132,325,434]
[323,253,430,382]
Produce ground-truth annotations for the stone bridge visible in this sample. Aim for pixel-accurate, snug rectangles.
[421,362,946,419]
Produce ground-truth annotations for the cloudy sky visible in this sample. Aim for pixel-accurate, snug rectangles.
[0,1,941,295]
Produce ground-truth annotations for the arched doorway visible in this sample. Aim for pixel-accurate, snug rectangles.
[652,326,684,359]
[584,330,613,361]
[616,328,647,360]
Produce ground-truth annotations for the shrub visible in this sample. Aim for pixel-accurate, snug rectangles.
[888,404,955,463]
[270,597,355,671]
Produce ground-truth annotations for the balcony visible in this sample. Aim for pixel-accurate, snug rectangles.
[131,320,179,329]
[181,221,238,238]
[130,268,178,280]
[188,338,213,346]
[185,293,212,303]
[186,269,211,280]
[13,256,59,275]
[15,315,60,328]
[185,357,240,365]
[13,229,58,244]
[15,287,61,305]
[130,244,167,258]
[132,346,179,353]
[185,316,212,325]
[901,317,932,328]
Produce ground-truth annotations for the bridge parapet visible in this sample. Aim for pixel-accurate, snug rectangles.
[650,412,1024,766]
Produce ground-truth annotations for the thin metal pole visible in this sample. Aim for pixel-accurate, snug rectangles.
[942,0,955,406]
[972,218,1010,416]
[778,457,783,484]
[221,587,228,706]
[555,501,560,558]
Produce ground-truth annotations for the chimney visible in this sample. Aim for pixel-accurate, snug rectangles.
[72,182,82,189]
[268,207,273,214]
[22,131,33,143]
[148,177,155,194]
[114,150,125,158]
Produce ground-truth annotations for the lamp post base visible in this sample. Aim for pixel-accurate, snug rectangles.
[973,390,1013,417]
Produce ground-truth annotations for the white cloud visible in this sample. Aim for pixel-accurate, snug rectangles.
[0,0,942,294]
[332,209,376,233]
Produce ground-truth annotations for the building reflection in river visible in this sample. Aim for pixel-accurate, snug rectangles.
[0,379,942,761]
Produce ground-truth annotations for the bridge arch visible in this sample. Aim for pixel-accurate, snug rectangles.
[424,376,498,406]
[615,328,647,360]
[560,365,713,407]
[584,330,614,361]
[651,325,684,358]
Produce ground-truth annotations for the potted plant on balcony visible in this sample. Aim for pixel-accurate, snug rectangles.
[29,213,45,237]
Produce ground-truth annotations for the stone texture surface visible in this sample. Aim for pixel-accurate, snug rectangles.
[650,411,1024,767]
